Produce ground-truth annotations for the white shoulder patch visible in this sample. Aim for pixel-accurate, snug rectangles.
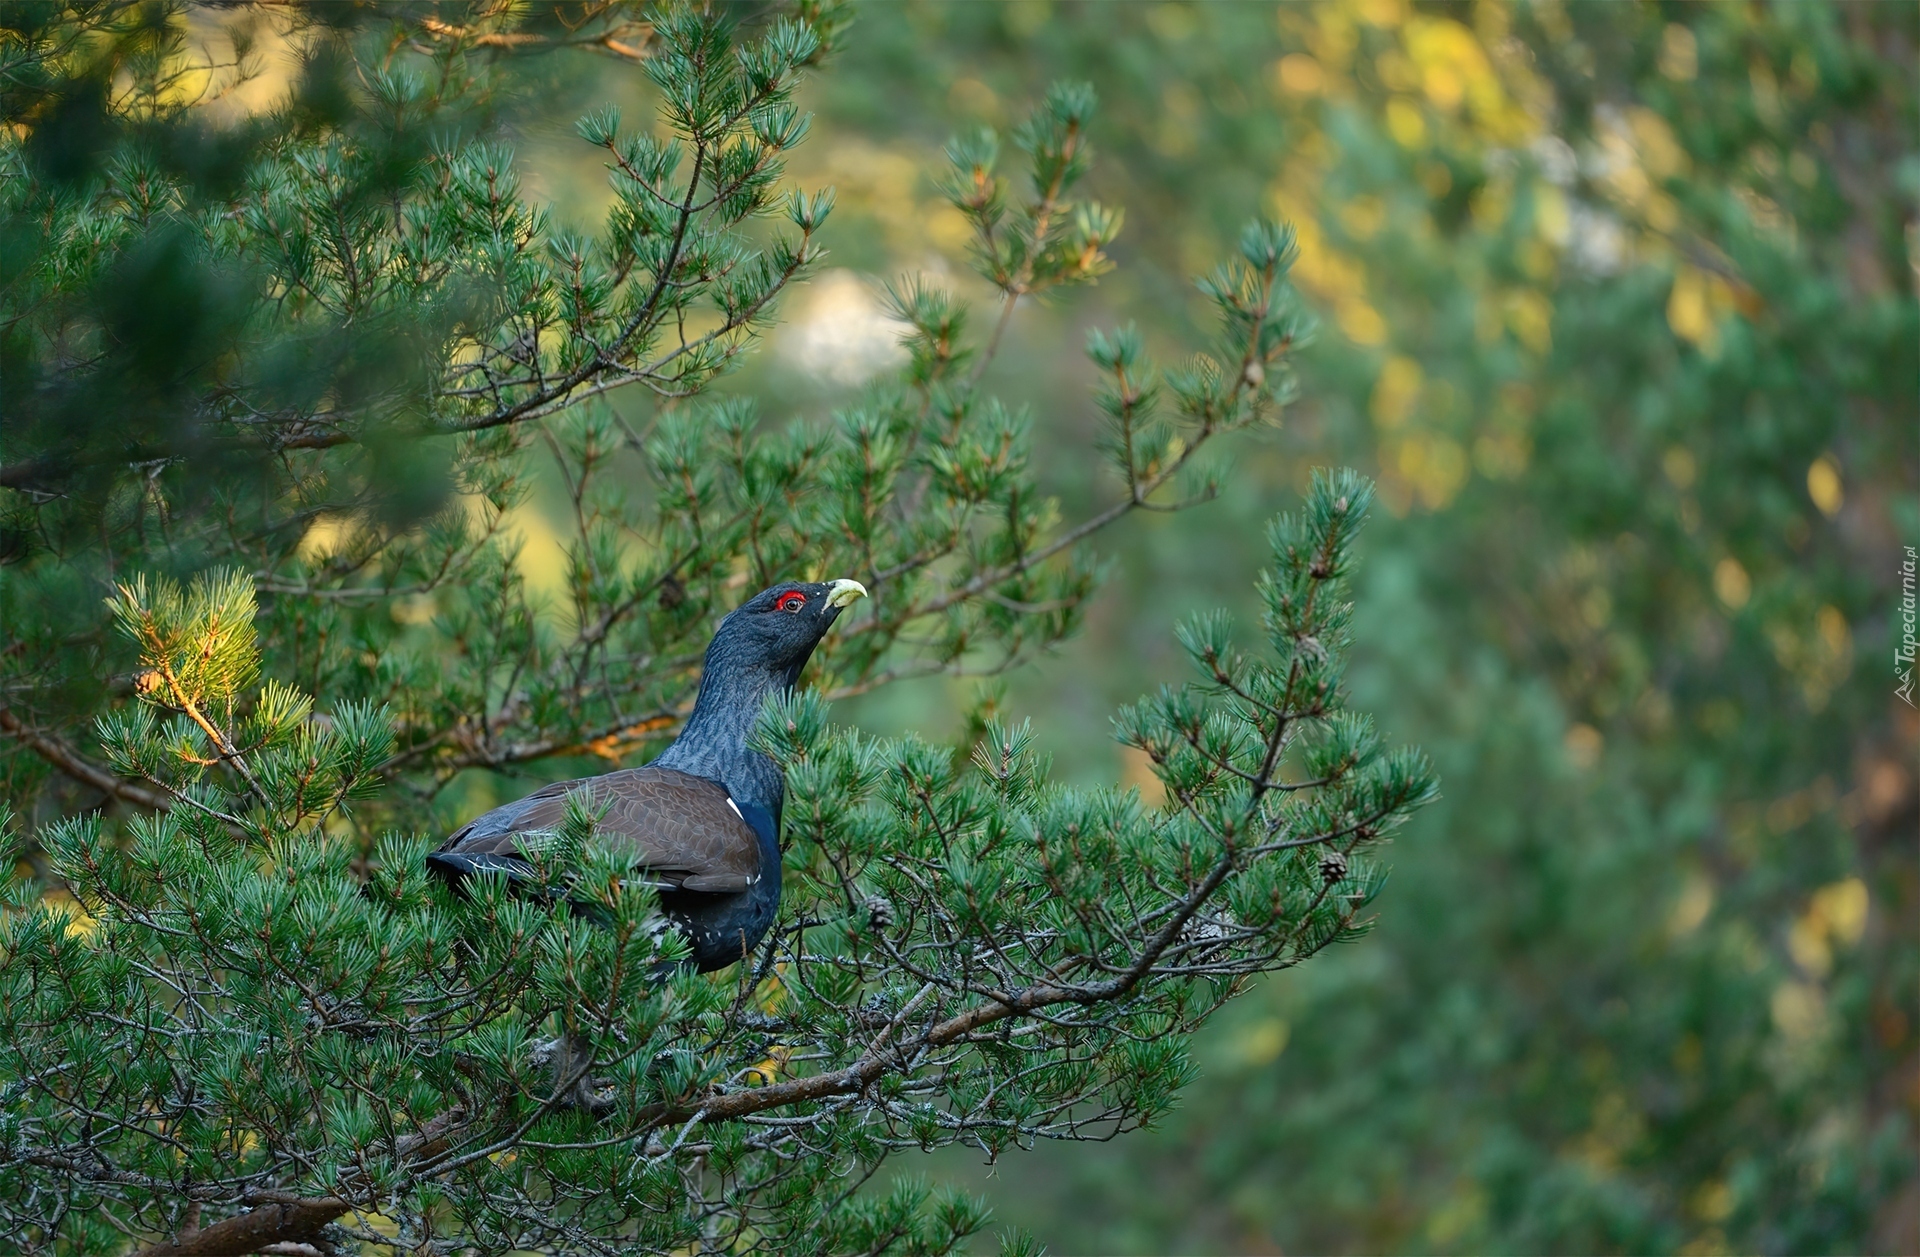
[726,797,743,819]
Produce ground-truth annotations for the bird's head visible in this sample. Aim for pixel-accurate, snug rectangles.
[709,578,868,681]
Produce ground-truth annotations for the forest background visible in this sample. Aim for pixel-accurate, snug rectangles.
[3,2,1915,1254]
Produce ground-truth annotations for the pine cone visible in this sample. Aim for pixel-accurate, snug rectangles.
[1177,909,1240,960]
[1318,849,1348,884]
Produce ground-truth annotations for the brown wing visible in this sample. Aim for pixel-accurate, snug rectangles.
[432,765,761,893]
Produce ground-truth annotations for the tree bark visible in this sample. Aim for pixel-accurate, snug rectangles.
[132,1195,350,1257]
[0,706,173,812]
[129,1108,467,1256]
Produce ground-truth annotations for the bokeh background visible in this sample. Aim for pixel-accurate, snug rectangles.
[19,2,1917,1253]
[504,3,1917,1253]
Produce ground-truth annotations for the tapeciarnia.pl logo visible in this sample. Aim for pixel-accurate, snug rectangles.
[1898,545,1916,706]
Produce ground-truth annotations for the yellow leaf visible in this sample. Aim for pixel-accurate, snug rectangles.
[1770,980,1825,1043]
[1415,435,1468,509]
[1628,106,1689,179]
[297,513,357,562]
[1338,299,1389,346]
[1356,0,1406,29]
[1712,557,1751,610]
[1787,913,1832,977]
[1816,605,1852,658]
[1370,355,1423,428]
[1235,1017,1290,1065]
[1806,455,1843,516]
[1667,266,1719,352]
[1690,1180,1734,1223]
[1505,289,1553,353]
[1534,184,1570,245]
[1274,54,1325,96]
[1662,446,1697,489]
[1668,873,1715,938]
[1659,24,1699,81]
[1811,878,1869,946]
[1385,96,1427,148]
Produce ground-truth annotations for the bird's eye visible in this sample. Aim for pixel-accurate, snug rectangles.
[775,591,807,613]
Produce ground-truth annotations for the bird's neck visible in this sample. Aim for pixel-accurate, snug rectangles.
[654,656,791,810]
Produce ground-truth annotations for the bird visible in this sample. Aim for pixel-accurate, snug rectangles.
[425,578,868,974]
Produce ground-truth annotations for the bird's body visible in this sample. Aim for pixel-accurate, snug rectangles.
[426,578,866,972]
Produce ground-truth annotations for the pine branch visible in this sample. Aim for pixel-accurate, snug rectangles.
[126,1109,468,1257]
[0,707,172,813]
[130,1194,349,1257]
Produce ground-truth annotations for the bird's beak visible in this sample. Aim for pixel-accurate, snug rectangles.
[825,579,868,610]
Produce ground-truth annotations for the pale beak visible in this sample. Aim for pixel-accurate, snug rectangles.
[825,579,868,610]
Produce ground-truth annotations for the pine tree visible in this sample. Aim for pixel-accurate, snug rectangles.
[0,5,1432,1252]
